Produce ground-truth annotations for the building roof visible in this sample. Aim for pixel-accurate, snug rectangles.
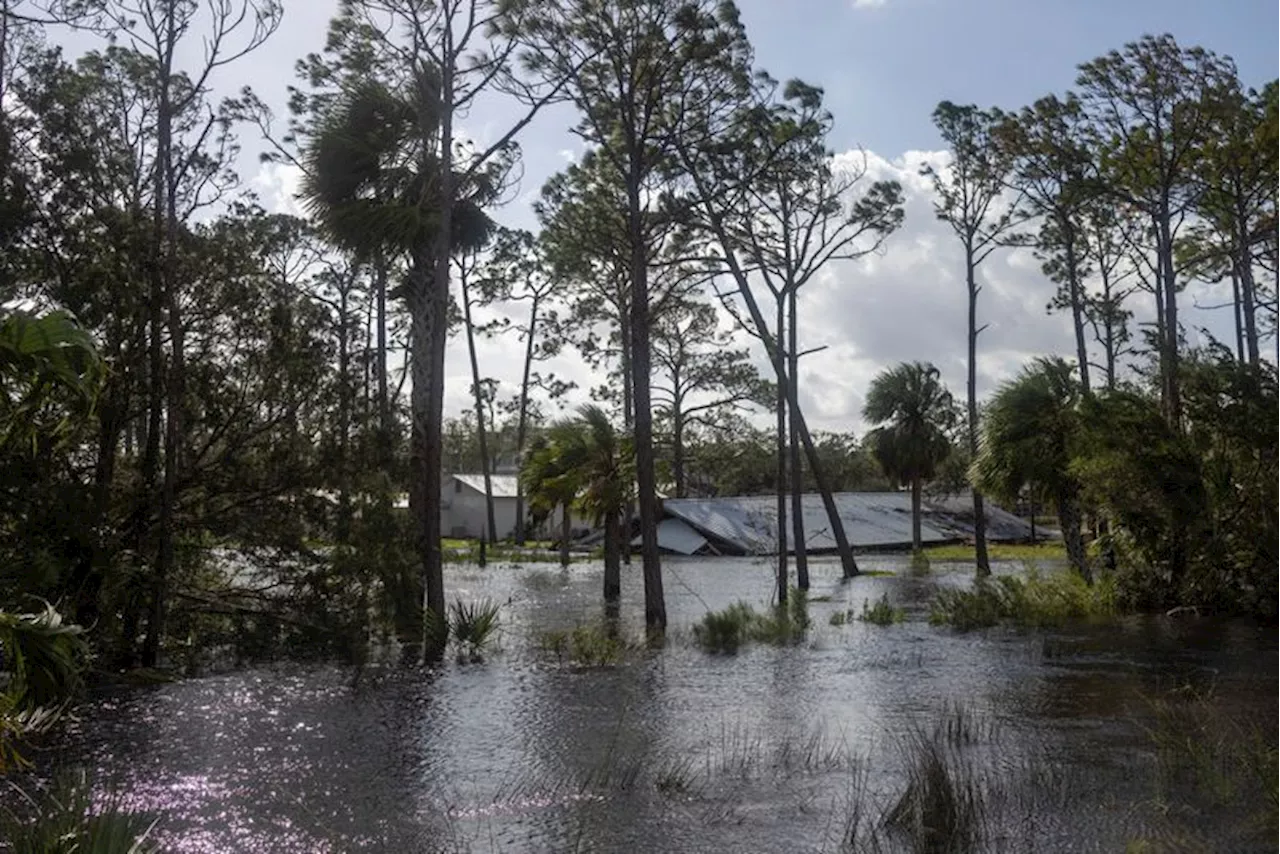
[661,492,1031,555]
[451,473,521,498]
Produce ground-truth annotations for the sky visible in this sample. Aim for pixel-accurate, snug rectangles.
[66,0,1280,436]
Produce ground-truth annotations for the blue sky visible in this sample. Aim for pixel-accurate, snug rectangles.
[737,0,1278,155]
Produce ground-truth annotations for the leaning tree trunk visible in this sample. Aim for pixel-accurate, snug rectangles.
[787,285,809,589]
[774,295,788,606]
[966,252,991,578]
[1064,234,1091,395]
[703,210,857,577]
[627,169,665,629]
[461,264,497,553]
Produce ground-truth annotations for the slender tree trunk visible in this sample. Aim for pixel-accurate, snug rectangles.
[337,286,353,544]
[603,509,620,602]
[774,295,788,605]
[627,171,664,629]
[672,389,685,499]
[704,212,857,577]
[1064,234,1090,394]
[966,252,990,578]
[788,286,808,589]
[71,393,121,628]
[1230,264,1246,362]
[559,503,571,568]
[513,297,539,545]
[143,24,182,667]
[1237,233,1260,366]
[374,253,391,471]
[460,263,496,551]
[1156,206,1181,429]
[910,476,922,554]
[620,283,634,566]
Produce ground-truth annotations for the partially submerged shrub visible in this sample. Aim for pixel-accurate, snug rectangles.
[449,599,501,661]
[929,566,1116,631]
[858,594,906,626]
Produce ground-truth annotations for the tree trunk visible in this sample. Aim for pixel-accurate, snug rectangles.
[627,176,665,629]
[143,24,182,667]
[910,476,922,554]
[1057,487,1090,584]
[559,504,571,569]
[672,388,686,499]
[774,295,788,605]
[513,296,539,545]
[966,253,990,578]
[1230,264,1245,363]
[706,216,857,577]
[337,286,353,544]
[788,285,808,589]
[603,509,620,602]
[619,279,634,566]
[374,253,391,471]
[1064,234,1090,394]
[1156,206,1181,429]
[1237,234,1259,366]
[460,262,496,551]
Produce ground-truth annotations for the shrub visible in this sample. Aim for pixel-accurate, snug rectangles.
[693,590,811,653]
[539,623,631,667]
[1,770,159,854]
[449,599,501,662]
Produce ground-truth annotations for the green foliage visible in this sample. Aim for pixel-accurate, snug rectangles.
[693,589,810,653]
[538,623,632,668]
[922,542,1066,562]
[448,598,501,662]
[883,722,988,854]
[929,567,1117,631]
[0,770,159,854]
[863,362,956,488]
[858,594,906,626]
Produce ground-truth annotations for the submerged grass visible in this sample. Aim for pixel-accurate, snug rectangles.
[929,565,1116,631]
[858,594,906,626]
[538,622,634,667]
[693,589,811,653]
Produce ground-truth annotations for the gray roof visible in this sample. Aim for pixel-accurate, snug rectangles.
[661,492,1030,555]
[451,474,521,498]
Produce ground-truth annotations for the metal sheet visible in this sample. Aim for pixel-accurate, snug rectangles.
[631,517,710,555]
[661,492,1031,555]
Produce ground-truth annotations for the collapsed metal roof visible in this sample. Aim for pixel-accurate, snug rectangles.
[657,492,1031,555]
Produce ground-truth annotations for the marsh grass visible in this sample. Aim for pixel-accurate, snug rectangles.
[1141,685,1278,844]
[858,594,906,626]
[929,565,1116,630]
[693,589,812,653]
[538,623,634,667]
[0,771,159,854]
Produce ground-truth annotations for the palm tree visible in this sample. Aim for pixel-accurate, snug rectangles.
[299,70,494,646]
[862,362,956,554]
[973,357,1090,582]
[521,406,633,602]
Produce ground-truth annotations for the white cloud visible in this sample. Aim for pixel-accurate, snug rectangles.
[255,148,1237,441]
[851,0,887,8]
[252,161,305,216]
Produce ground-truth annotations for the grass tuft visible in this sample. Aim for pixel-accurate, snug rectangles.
[858,594,906,626]
[692,589,811,653]
[1,770,160,854]
[538,623,632,667]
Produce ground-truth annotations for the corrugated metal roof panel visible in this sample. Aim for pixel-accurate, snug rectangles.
[632,517,710,555]
[662,492,1030,554]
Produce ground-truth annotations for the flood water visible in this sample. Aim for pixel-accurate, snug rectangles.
[31,556,1279,852]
